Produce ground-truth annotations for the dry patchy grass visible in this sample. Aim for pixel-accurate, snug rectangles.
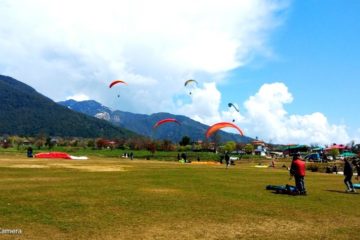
[0,154,359,239]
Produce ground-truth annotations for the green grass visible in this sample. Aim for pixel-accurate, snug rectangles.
[0,155,359,239]
[1,146,224,161]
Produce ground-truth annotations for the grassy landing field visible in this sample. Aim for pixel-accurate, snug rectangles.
[0,154,359,240]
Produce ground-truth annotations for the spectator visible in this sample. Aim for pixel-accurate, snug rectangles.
[343,158,356,192]
[290,152,307,195]
[351,159,360,181]
[225,152,230,169]
[27,147,33,158]
[332,165,338,174]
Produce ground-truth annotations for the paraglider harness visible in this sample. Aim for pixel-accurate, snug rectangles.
[266,184,300,195]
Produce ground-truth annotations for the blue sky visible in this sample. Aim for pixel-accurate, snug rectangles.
[0,0,359,144]
[220,0,360,141]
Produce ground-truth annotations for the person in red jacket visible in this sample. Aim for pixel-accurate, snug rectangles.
[290,152,306,195]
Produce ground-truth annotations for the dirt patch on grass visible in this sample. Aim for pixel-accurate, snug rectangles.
[49,163,127,172]
[140,188,182,194]
[120,217,322,240]
[0,177,67,182]
[7,164,50,169]
[1,162,128,172]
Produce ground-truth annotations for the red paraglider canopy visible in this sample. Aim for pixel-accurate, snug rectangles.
[109,80,127,88]
[34,152,71,159]
[153,118,181,128]
[206,122,244,138]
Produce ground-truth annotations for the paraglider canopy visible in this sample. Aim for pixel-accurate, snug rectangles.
[153,118,181,128]
[184,79,198,95]
[228,103,239,112]
[184,79,198,87]
[109,80,127,88]
[206,122,244,138]
[228,103,240,122]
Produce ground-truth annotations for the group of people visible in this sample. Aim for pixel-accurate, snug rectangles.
[325,165,338,174]
[290,153,360,195]
[219,152,233,168]
[121,152,134,160]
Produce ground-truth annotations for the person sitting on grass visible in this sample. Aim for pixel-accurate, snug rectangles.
[332,165,338,174]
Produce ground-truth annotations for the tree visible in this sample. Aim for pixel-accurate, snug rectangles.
[87,139,95,148]
[146,141,157,155]
[96,138,107,149]
[211,132,221,152]
[161,140,174,151]
[179,136,191,146]
[9,136,25,150]
[329,148,340,160]
[34,138,45,150]
[244,144,254,154]
[35,133,46,150]
[45,137,55,149]
[224,141,236,153]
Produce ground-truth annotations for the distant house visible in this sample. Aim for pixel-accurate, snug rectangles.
[282,144,309,156]
[22,139,31,145]
[325,143,347,152]
[50,138,59,146]
[252,139,267,156]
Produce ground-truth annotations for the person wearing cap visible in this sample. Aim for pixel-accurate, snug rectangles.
[290,152,307,195]
[343,158,356,192]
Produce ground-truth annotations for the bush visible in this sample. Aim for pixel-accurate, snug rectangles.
[307,164,319,172]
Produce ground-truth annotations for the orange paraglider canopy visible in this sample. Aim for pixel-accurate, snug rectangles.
[109,80,127,88]
[153,118,181,128]
[206,122,244,138]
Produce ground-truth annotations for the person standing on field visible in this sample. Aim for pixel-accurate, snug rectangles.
[290,152,306,195]
[343,158,356,192]
[352,159,360,181]
[225,152,230,169]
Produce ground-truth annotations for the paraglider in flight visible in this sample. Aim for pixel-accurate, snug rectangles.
[153,118,181,129]
[228,103,239,112]
[184,79,198,95]
[109,80,127,88]
[205,122,244,138]
[228,103,240,122]
[109,80,127,98]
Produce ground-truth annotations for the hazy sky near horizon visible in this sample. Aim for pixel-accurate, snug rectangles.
[1,0,359,145]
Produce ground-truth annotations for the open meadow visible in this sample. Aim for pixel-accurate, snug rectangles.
[0,153,359,240]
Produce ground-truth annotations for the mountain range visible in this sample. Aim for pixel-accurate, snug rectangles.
[58,99,252,143]
[0,74,252,143]
[0,75,137,139]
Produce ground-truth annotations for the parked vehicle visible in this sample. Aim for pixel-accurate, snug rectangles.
[304,153,321,162]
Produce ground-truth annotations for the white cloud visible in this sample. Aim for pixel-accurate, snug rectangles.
[178,82,222,124]
[241,82,351,145]
[0,0,288,115]
[66,94,90,101]
[180,81,358,145]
